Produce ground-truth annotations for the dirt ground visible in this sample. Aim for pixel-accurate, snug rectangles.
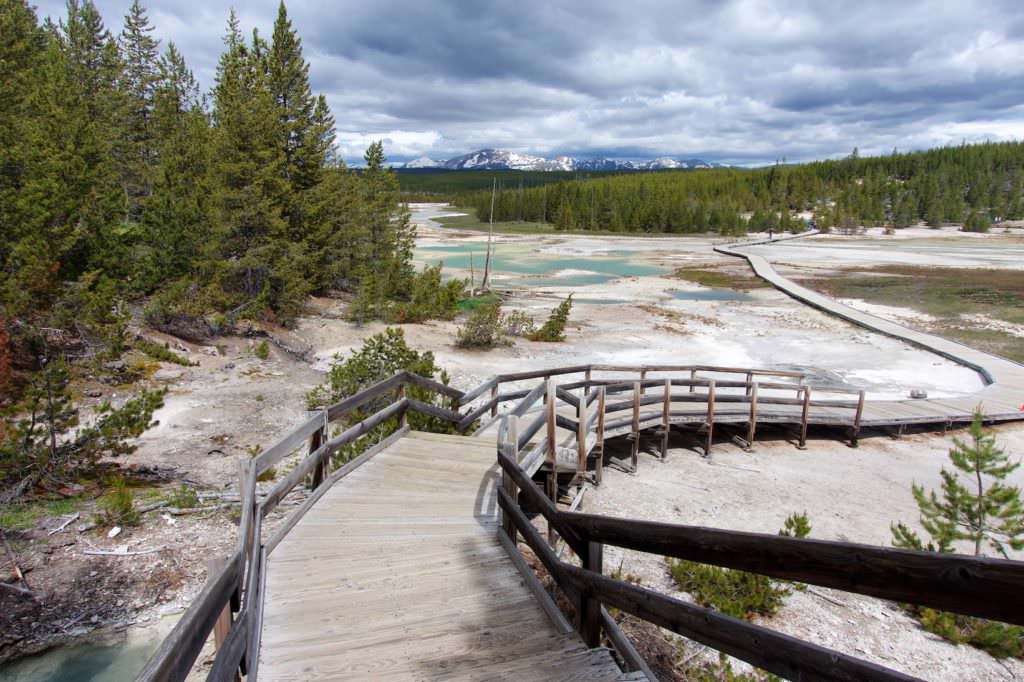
[3,206,1023,678]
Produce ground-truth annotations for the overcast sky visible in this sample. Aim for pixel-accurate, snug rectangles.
[34,0,1024,166]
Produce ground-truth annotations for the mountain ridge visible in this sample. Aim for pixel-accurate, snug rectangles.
[397,148,725,171]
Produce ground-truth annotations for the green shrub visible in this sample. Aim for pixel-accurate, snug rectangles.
[305,328,458,459]
[962,211,990,233]
[352,265,467,324]
[530,294,573,342]
[166,484,199,508]
[97,478,140,527]
[667,513,812,620]
[254,339,270,360]
[779,511,811,538]
[503,309,536,337]
[668,558,791,620]
[455,303,510,349]
[136,338,198,366]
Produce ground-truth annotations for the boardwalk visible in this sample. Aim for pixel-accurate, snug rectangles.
[258,431,627,681]
[717,235,1024,425]
[141,232,1024,682]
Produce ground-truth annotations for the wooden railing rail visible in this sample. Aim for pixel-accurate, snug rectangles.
[142,363,881,681]
[495,422,1024,681]
[139,371,471,682]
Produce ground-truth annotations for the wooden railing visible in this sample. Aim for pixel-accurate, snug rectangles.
[495,414,1024,681]
[136,363,877,681]
[136,370,466,682]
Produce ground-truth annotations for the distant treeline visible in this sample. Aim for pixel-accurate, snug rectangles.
[452,142,1024,234]
[397,168,627,200]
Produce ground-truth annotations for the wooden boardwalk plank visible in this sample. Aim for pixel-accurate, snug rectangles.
[259,431,622,681]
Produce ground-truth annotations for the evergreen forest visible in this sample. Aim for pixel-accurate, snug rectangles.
[454,143,1024,235]
[0,0,431,495]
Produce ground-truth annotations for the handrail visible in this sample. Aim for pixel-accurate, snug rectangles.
[139,370,468,682]
[495,425,1024,681]
[143,358,990,681]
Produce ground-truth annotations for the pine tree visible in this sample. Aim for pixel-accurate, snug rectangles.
[57,0,128,278]
[118,0,160,221]
[137,41,209,290]
[892,409,1024,558]
[208,13,296,318]
[268,2,325,194]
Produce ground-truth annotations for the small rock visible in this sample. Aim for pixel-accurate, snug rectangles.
[223,362,236,370]
[89,570,98,577]
[200,346,219,356]
[108,526,122,538]
[116,599,124,607]
[90,615,100,624]
[85,389,103,398]
[103,359,127,372]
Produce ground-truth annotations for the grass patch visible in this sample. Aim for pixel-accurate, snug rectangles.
[670,265,768,291]
[0,498,79,531]
[800,264,1024,362]
[456,292,502,313]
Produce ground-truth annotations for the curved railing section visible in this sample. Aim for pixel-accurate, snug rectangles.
[138,357,1024,680]
[495,408,1024,681]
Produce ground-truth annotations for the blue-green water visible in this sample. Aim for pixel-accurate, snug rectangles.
[415,243,665,287]
[0,627,167,682]
[671,288,752,302]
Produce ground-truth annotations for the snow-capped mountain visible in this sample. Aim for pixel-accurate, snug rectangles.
[636,157,719,170]
[402,156,441,168]
[400,149,723,171]
[438,149,575,171]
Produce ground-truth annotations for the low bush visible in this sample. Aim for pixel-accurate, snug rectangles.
[97,477,140,527]
[136,338,197,366]
[305,328,458,460]
[253,339,270,360]
[667,513,811,620]
[455,303,509,349]
[529,294,573,342]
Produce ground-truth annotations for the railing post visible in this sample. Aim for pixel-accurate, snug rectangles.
[545,380,558,545]
[577,387,587,477]
[689,368,697,393]
[639,369,647,396]
[490,382,499,418]
[584,367,592,386]
[630,382,640,472]
[309,409,328,489]
[851,390,865,448]
[799,386,810,449]
[746,382,758,451]
[396,384,407,429]
[661,378,671,459]
[578,541,603,648]
[502,416,520,543]
[745,371,753,397]
[596,386,606,486]
[704,379,715,457]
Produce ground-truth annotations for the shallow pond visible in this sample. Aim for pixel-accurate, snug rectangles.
[0,621,172,682]
[415,243,666,287]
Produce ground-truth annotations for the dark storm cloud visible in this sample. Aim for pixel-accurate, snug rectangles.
[32,0,1024,165]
